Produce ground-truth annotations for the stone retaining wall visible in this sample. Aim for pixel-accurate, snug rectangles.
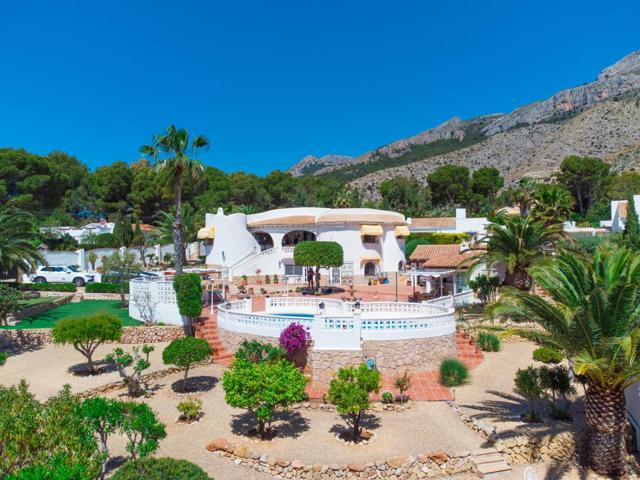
[309,348,363,385]
[218,329,280,352]
[206,438,473,479]
[80,292,129,301]
[362,334,456,374]
[0,326,184,351]
[12,295,73,322]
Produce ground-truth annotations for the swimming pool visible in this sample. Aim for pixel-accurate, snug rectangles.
[278,313,314,319]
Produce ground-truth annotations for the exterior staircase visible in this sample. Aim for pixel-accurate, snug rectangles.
[456,331,484,369]
[471,447,512,478]
[196,308,234,366]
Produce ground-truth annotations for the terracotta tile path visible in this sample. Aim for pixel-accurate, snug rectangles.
[196,295,484,401]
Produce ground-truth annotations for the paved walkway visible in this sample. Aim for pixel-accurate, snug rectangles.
[196,293,484,402]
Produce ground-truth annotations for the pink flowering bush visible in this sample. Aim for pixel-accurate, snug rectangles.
[279,323,309,359]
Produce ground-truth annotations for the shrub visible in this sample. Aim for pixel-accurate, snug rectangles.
[0,284,19,326]
[394,369,412,403]
[514,366,543,422]
[439,358,469,387]
[0,381,101,478]
[120,402,166,460]
[532,346,563,364]
[222,358,306,439]
[20,283,77,292]
[328,363,381,442]
[538,365,576,419]
[106,345,154,397]
[173,273,202,336]
[0,351,7,366]
[476,332,501,352]
[80,397,124,479]
[52,313,122,374]
[176,396,203,422]
[381,391,394,404]
[162,337,213,391]
[235,339,285,364]
[467,275,500,305]
[112,457,212,480]
[85,282,129,294]
[279,323,308,359]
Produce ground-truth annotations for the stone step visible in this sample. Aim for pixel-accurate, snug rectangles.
[476,460,512,478]
[471,447,498,456]
[471,453,504,464]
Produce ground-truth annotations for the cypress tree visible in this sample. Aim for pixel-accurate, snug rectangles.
[112,214,133,248]
[623,196,640,250]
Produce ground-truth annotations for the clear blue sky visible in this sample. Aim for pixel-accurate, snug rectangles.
[1,0,638,175]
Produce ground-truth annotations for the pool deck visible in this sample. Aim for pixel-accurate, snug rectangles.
[197,291,483,401]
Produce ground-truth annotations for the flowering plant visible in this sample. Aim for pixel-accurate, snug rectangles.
[279,323,309,358]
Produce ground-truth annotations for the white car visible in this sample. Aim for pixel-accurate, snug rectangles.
[27,266,95,287]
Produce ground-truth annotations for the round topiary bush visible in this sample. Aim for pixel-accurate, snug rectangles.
[439,358,469,387]
[532,346,563,364]
[112,457,212,480]
[381,391,394,404]
[476,332,501,352]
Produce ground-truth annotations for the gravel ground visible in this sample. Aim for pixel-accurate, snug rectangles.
[0,342,170,400]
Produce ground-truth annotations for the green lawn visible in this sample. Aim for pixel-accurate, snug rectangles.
[3,300,141,330]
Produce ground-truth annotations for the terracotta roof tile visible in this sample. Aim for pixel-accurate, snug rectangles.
[248,215,317,227]
[316,213,405,225]
[409,244,483,268]
[410,217,456,229]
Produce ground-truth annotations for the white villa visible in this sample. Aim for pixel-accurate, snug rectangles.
[600,195,640,232]
[40,219,115,243]
[199,207,410,283]
[407,208,489,238]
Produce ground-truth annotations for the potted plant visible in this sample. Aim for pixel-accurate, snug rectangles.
[255,269,262,285]
[265,275,271,284]
[241,274,248,286]
[273,275,279,284]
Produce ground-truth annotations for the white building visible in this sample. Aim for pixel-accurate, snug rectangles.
[201,207,409,282]
[41,219,115,243]
[407,208,489,239]
[600,195,640,232]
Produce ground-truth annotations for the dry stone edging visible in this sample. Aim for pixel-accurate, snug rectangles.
[205,438,474,479]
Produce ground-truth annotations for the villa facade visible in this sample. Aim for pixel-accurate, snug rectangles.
[600,195,640,232]
[201,207,409,283]
[407,208,489,238]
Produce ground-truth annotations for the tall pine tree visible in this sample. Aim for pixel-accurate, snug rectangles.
[623,196,640,250]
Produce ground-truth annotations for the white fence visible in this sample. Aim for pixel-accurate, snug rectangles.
[218,297,455,350]
[129,277,182,326]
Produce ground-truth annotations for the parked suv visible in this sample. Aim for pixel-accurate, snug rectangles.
[28,266,95,287]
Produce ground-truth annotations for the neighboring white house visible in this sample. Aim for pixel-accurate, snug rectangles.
[41,219,115,243]
[600,195,640,232]
[407,209,489,239]
[201,207,409,282]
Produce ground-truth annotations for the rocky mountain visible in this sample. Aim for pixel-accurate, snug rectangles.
[287,154,354,176]
[288,51,640,200]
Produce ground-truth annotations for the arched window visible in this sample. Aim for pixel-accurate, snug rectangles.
[282,230,316,247]
[364,262,377,276]
[252,232,274,251]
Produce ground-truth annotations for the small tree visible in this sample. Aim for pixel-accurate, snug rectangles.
[87,251,98,271]
[624,195,640,250]
[173,273,202,336]
[328,363,381,442]
[467,274,500,305]
[52,314,122,374]
[105,346,154,397]
[222,358,306,439]
[102,251,140,306]
[131,220,148,267]
[80,397,124,480]
[131,291,158,325]
[162,337,213,391]
[0,284,19,326]
[394,369,412,403]
[294,241,343,291]
[120,402,166,460]
[515,366,543,422]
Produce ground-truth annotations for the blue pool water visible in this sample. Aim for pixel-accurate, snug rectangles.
[278,313,314,318]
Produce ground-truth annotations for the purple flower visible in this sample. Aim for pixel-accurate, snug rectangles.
[279,322,309,357]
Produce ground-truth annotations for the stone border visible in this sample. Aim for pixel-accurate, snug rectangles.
[206,438,473,478]
[448,400,577,464]
[292,401,413,414]
[11,294,74,323]
[0,325,184,351]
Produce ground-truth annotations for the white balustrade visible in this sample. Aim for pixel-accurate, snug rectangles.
[129,277,182,326]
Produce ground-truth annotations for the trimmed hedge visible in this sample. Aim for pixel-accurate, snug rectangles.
[112,457,212,480]
[20,283,77,292]
[85,282,129,294]
[533,346,563,364]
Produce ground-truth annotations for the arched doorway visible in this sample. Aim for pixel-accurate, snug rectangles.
[252,231,274,251]
[364,262,377,277]
[282,230,316,247]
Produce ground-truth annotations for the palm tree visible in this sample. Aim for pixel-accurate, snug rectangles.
[473,215,563,290]
[0,209,45,276]
[140,125,209,273]
[491,245,640,476]
[531,184,574,226]
[511,177,537,219]
[151,206,199,256]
